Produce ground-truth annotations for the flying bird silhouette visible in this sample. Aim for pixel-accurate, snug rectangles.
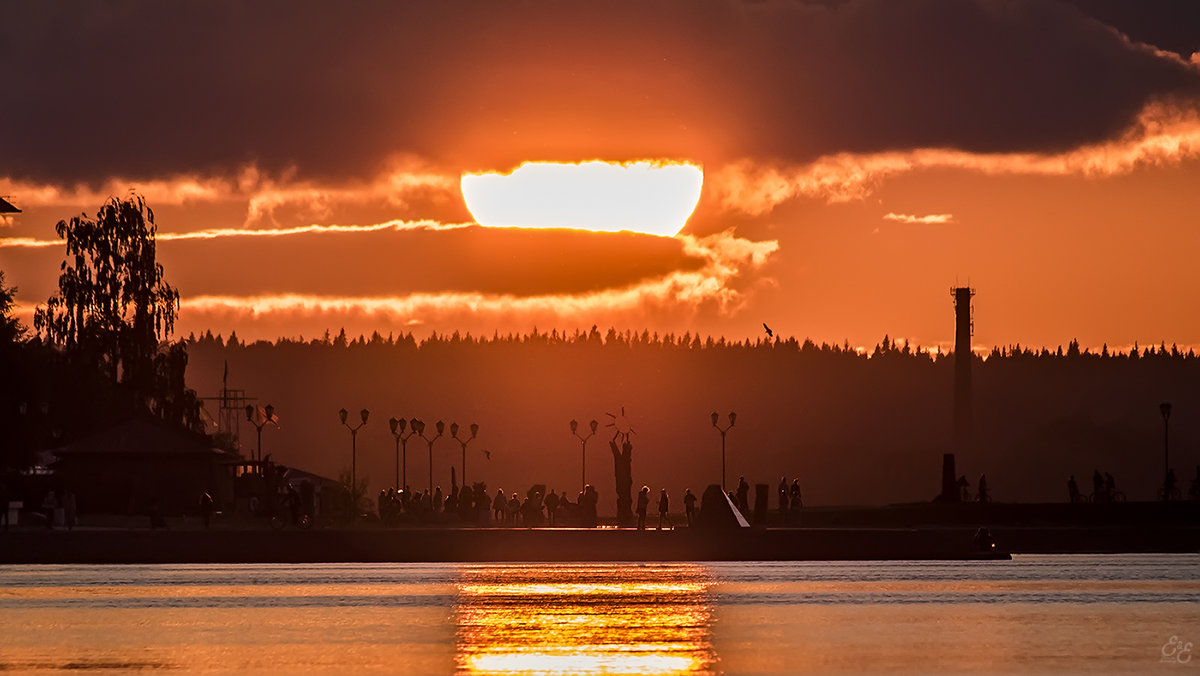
[481,449,491,460]
[763,323,774,339]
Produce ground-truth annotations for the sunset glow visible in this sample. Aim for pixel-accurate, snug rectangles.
[455,565,713,675]
[461,161,703,237]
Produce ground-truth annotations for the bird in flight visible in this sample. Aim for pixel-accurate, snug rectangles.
[763,323,774,339]
[481,449,491,460]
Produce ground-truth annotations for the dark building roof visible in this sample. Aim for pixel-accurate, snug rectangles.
[0,197,20,214]
[55,416,235,458]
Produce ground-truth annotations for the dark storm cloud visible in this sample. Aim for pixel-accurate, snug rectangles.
[3,0,1198,185]
[1062,0,1200,58]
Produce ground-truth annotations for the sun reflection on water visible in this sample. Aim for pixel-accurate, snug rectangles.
[454,563,715,675]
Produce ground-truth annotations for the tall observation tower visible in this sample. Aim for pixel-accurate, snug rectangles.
[952,286,975,456]
[939,286,975,502]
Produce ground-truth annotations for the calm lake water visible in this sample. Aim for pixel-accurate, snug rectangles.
[1,555,1198,674]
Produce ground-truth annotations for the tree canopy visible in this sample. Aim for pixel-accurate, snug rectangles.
[0,271,25,346]
[34,193,180,399]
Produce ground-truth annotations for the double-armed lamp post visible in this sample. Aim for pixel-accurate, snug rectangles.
[451,422,479,488]
[244,403,276,464]
[413,419,445,495]
[388,417,417,491]
[339,408,369,512]
[712,411,737,491]
[570,419,599,492]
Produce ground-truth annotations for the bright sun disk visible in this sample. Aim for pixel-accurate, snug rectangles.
[461,161,703,237]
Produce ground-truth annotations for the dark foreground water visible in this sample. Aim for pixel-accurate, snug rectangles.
[1,555,1198,674]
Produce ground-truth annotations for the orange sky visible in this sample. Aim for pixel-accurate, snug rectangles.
[4,0,1200,353]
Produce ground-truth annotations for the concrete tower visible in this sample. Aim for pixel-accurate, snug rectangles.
[952,287,975,455]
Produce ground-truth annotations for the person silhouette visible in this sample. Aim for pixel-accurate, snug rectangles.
[581,484,599,528]
[657,488,673,530]
[1163,468,1178,501]
[790,479,803,510]
[977,474,989,503]
[545,489,560,527]
[1092,470,1105,502]
[736,477,750,514]
[956,475,970,502]
[636,486,650,530]
[1066,475,1080,504]
[493,489,506,522]
[508,492,520,526]
[683,488,697,527]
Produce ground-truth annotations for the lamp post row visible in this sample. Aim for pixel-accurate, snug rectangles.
[266,402,1184,507]
[341,408,737,504]
[372,415,481,497]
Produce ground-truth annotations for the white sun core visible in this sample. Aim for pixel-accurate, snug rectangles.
[461,160,703,238]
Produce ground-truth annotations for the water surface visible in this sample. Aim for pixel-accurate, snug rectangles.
[1,555,1197,674]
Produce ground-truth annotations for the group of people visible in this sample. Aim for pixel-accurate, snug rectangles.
[725,476,806,522]
[1066,470,1123,503]
[635,486,698,529]
[377,484,497,524]
[33,488,78,530]
[490,486,595,527]
[955,473,990,502]
[777,477,804,521]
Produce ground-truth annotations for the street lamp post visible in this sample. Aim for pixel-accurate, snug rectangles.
[1160,402,1172,499]
[244,404,277,465]
[339,408,370,515]
[388,417,416,490]
[414,419,445,495]
[451,422,479,488]
[711,411,737,491]
[570,419,599,492]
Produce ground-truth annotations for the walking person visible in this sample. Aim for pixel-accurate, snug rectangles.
[683,488,697,527]
[790,479,803,510]
[736,477,750,514]
[493,489,506,523]
[657,488,673,530]
[545,489,560,527]
[508,492,521,526]
[636,486,650,530]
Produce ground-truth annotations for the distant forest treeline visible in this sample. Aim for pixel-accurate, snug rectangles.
[189,325,1197,362]
[185,326,1200,510]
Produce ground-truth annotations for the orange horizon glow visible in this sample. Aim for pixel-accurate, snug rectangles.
[461,161,703,237]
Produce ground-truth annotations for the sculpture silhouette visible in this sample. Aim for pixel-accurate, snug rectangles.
[611,436,634,526]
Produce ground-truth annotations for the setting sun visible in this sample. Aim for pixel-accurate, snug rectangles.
[461,161,703,237]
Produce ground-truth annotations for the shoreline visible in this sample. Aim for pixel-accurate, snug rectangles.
[3,527,1016,563]
[4,501,1197,564]
[2,524,1198,564]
